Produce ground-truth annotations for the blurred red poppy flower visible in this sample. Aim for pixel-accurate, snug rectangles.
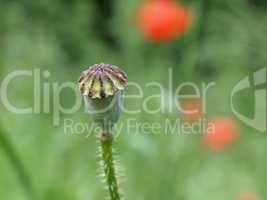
[237,193,260,200]
[203,117,240,151]
[138,0,192,42]
[181,99,203,122]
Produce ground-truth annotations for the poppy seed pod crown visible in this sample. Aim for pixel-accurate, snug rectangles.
[77,63,128,130]
[77,63,127,99]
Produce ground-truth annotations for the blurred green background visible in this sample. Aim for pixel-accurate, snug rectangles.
[0,0,267,200]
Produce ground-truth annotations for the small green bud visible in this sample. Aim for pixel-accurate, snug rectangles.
[77,63,128,131]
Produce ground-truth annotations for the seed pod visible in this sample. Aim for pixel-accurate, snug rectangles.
[77,63,128,131]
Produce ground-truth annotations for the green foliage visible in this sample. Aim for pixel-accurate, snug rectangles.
[0,0,267,200]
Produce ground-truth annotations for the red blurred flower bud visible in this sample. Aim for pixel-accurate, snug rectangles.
[181,99,203,122]
[203,117,240,151]
[237,193,260,200]
[138,0,191,42]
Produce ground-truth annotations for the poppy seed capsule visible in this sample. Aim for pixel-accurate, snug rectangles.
[77,63,127,130]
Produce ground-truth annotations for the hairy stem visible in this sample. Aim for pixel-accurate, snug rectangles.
[100,135,121,200]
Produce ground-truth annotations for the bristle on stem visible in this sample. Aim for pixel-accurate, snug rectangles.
[99,134,121,200]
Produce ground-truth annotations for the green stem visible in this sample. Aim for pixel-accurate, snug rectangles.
[100,135,121,200]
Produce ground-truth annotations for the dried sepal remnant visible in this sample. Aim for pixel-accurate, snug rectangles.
[77,63,128,99]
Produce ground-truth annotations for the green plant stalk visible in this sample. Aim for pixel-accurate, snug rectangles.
[100,135,121,200]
